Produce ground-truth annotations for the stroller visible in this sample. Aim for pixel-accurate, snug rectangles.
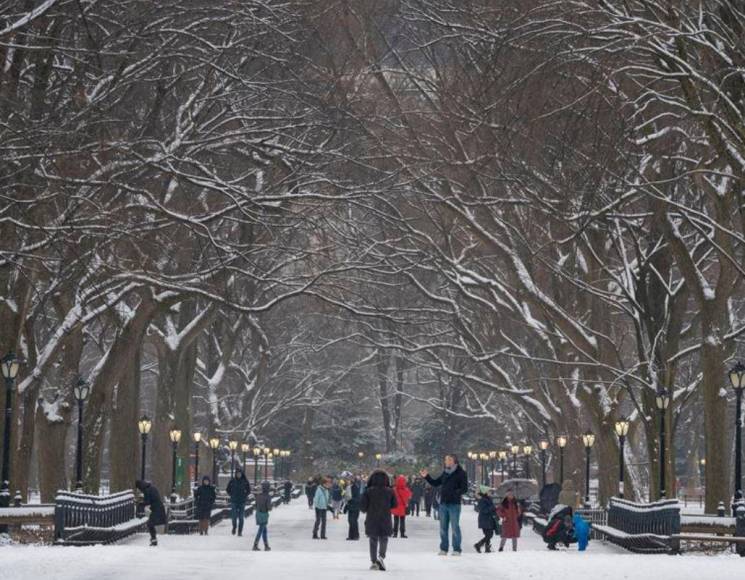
[542,504,577,550]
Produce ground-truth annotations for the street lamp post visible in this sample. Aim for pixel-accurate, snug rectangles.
[655,389,671,499]
[73,377,90,491]
[285,450,292,480]
[273,448,280,480]
[263,447,271,481]
[728,362,745,502]
[556,435,567,484]
[510,444,519,477]
[169,428,182,501]
[253,447,261,485]
[539,439,550,487]
[137,415,152,481]
[193,433,202,487]
[489,451,497,487]
[480,453,488,485]
[615,417,630,498]
[498,451,507,482]
[581,431,595,507]
[228,440,239,478]
[241,443,250,477]
[209,436,220,485]
[523,445,533,480]
[1,352,21,517]
[358,451,364,471]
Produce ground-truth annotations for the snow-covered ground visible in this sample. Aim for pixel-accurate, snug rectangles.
[2,501,742,580]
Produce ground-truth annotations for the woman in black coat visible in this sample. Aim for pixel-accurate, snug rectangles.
[135,480,166,546]
[194,476,216,535]
[360,470,397,571]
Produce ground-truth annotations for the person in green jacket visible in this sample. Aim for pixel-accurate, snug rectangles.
[313,477,332,539]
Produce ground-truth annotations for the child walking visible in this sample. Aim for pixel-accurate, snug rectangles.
[253,481,273,551]
[474,485,498,553]
[361,470,397,571]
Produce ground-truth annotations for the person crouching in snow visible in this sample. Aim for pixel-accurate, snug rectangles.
[253,481,273,551]
[392,475,412,538]
[135,480,167,546]
[361,470,397,571]
[474,485,498,553]
[194,476,216,535]
[497,489,522,552]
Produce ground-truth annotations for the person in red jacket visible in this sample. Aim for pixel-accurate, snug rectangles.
[392,475,413,538]
[497,489,522,551]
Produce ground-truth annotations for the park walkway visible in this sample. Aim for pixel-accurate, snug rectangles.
[3,501,743,580]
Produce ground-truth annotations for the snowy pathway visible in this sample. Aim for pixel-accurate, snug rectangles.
[2,501,742,579]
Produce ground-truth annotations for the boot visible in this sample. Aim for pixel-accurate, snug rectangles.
[474,541,482,553]
[232,526,237,535]
[253,543,260,551]
[485,543,492,553]
[264,544,271,551]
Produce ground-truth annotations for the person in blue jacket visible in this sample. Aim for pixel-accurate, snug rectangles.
[573,513,591,551]
[312,476,332,539]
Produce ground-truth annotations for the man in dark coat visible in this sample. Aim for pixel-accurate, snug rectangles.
[361,470,397,571]
[283,480,293,504]
[226,468,251,536]
[344,477,362,540]
[420,454,468,555]
[194,475,216,535]
[305,478,316,509]
[135,480,166,546]
[410,478,424,517]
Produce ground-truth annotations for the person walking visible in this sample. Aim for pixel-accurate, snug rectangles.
[253,481,273,551]
[361,470,397,571]
[474,485,498,553]
[194,476,216,535]
[135,480,167,547]
[283,479,293,504]
[313,476,331,539]
[305,478,317,509]
[330,479,343,519]
[344,476,361,540]
[420,454,468,555]
[391,475,412,538]
[423,483,434,518]
[226,467,251,536]
[410,477,424,517]
[497,489,522,552]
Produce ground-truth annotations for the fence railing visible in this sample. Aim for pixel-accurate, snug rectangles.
[599,497,681,553]
[54,490,146,545]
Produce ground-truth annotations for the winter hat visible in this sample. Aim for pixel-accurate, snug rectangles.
[479,485,490,495]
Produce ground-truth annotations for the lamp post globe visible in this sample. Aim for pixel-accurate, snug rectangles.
[510,444,519,477]
[523,445,533,479]
[253,447,261,485]
[556,435,567,484]
[539,439,550,487]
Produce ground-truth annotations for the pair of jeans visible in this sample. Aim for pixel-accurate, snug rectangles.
[313,508,327,537]
[347,512,359,539]
[369,536,388,562]
[438,503,462,552]
[393,515,406,536]
[230,502,246,534]
[254,523,268,546]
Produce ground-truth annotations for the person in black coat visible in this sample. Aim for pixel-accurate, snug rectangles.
[420,454,468,554]
[226,468,251,536]
[410,478,424,517]
[344,477,362,541]
[283,480,293,504]
[135,480,166,546]
[360,470,397,571]
[473,486,498,553]
[194,476,217,535]
[305,478,317,509]
[424,484,434,517]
